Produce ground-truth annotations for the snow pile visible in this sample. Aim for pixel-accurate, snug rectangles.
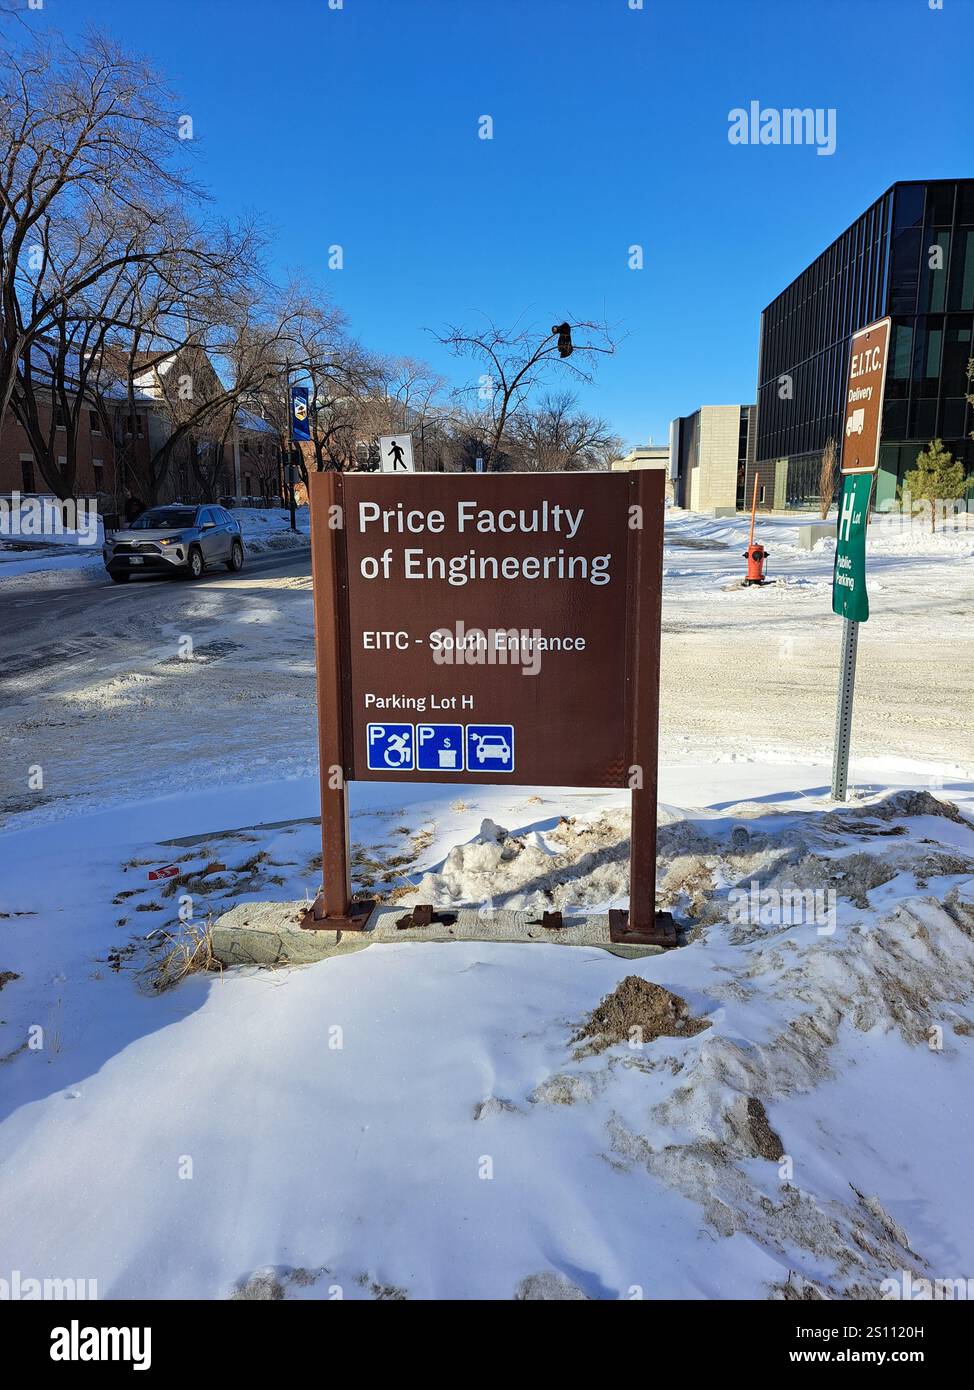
[236,505,310,555]
[1,775,973,1298]
[0,549,105,586]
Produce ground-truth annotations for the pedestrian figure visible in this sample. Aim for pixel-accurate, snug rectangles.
[388,440,406,470]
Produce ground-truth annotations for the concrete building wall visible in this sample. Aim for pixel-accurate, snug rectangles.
[695,406,742,511]
[610,446,673,501]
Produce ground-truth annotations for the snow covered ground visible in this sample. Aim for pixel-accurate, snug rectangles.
[0,502,972,1300]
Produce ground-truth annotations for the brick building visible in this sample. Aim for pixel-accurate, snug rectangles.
[1,341,278,513]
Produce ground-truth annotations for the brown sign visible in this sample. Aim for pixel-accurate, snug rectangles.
[839,317,891,475]
[307,468,666,936]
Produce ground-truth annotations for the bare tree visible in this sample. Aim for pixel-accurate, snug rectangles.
[433,313,616,468]
[0,28,203,443]
[13,209,261,500]
[507,391,623,472]
[382,356,445,424]
[818,436,837,519]
[244,283,382,482]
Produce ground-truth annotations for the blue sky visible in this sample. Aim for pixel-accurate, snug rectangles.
[42,0,974,447]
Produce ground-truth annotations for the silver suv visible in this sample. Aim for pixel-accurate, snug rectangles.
[104,505,244,583]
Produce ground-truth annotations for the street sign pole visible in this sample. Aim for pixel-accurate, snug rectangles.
[620,467,674,944]
[829,317,889,803]
[305,471,367,929]
[831,617,859,801]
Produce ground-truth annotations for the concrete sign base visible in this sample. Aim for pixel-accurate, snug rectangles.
[210,900,674,968]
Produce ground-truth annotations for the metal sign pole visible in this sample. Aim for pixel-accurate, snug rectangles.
[303,471,371,930]
[829,318,889,805]
[831,617,859,801]
[609,468,675,947]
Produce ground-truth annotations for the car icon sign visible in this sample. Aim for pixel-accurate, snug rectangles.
[475,733,511,764]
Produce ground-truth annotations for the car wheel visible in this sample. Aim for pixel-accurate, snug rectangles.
[183,546,204,580]
[109,571,130,584]
[226,540,244,572]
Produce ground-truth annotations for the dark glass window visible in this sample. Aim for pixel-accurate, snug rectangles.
[919,230,949,312]
[942,323,972,395]
[941,398,968,440]
[958,183,974,226]
[948,228,974,311]
[890,227,921,313]
[927,182,955,227]
[887,321,913,398]
[912,319,943,397]
[893,183,925,231]
[910,397,937,439]
[884,399,908,437]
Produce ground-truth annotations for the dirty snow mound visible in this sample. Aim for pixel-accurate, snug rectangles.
[573,975,710,1054]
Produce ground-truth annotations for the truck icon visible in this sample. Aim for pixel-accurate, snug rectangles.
[845,407,865,438]
[474,733,511,764]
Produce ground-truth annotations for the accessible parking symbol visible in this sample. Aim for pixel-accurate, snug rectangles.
[366,723,414,770]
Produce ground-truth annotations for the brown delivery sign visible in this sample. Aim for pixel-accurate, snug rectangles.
[840,317,890,476]
[307,469,667,938]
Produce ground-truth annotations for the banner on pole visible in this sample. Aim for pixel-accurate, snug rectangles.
[290,386,311,443]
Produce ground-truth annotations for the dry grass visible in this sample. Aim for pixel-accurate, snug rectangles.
[144,920,223,993]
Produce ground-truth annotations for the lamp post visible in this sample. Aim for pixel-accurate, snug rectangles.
[284,363,299,532]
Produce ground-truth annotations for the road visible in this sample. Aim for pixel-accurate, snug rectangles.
[0,545,316,827]
[2,526,972,832]
[2,544,310,630]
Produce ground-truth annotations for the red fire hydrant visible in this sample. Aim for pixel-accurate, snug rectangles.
[741,474,770,586]
[743,541,769,586]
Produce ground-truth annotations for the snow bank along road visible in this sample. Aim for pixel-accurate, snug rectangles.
[1,506,971,829]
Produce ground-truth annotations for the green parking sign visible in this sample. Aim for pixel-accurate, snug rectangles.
[832,472,873,622]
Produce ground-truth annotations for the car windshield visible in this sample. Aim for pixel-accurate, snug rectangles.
[132,509,197,530]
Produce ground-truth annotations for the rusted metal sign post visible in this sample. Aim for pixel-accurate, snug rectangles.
[306,469,669,943]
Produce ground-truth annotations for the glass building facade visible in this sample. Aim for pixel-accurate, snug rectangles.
[750,179,974,510]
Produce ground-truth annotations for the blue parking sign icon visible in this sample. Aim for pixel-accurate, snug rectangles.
[466,724,514,773]
[417,723,464,772]
[366,723,414,771]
